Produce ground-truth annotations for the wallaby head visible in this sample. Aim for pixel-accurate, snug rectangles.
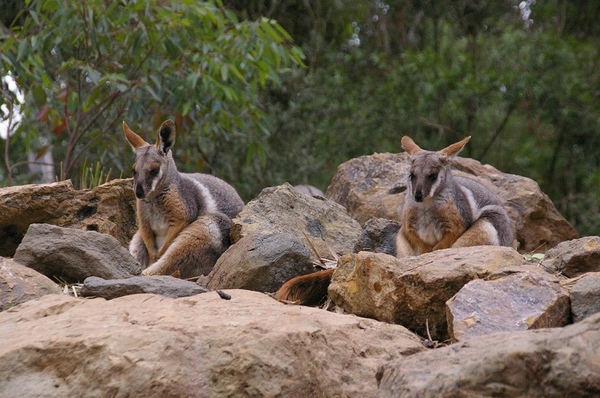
[401,136,471,203]
[123,120,178,200]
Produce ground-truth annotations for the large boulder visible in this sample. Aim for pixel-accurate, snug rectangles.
[377,313,600,397]
[13,223,141,283]
[205,183,362,292]
[0,291,424,397]
[326,153,578,252]
[328,247,526,341]
[0,257,60,312]
[0,179,136,257]
[569,272,600,323]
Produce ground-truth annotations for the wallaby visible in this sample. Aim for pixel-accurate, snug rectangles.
[276,135,515,305]
[123,120,244,278]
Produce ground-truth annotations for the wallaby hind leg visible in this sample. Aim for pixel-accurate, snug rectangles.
[451,218,500,248]
[142,213,231,279]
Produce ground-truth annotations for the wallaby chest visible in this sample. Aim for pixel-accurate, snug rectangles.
[405,195,465,247]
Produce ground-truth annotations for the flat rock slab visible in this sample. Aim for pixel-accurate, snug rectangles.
[377,313,600,397]
[446,266,571,341]
[81,276,209,299]
[13,223,141,283]
[0,290,424,397]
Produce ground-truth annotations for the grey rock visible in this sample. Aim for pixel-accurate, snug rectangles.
[570,272,600,322]
[13,223,141,283]
[81,275,209,300]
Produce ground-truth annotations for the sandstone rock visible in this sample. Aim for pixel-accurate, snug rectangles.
[81,276,209,300]
[376,313,600,397]
[0,257,60,312]
[325,153,577,252]
[0,290,424,397]
[570,272,600,323]
[208,183,361,291]
[0,179,136,257]
[446,266,571,342]
[541,236,600,277]
[13,224,141,283]
[328,247,526,341]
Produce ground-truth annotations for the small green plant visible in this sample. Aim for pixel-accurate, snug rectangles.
[79,158,112,189]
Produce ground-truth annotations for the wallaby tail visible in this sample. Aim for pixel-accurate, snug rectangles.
[275,269,335,306]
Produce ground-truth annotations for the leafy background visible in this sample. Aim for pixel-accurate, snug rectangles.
[1,0,599,236]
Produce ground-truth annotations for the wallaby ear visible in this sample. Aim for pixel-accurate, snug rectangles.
[156,119,176,155]
[401,136,423,155]
[123,121,149,150]
[439,136,471,157]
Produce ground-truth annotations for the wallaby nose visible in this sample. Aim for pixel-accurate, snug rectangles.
[135,185,145,199]
[414,190,423,202]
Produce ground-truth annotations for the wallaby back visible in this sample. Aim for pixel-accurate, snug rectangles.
[123,120,244,277]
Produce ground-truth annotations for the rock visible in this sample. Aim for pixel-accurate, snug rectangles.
[325,153,577,252]
[354,218,401,256]
[0,257,60,311]
[570,272,600,323]
[541,236,600,277]
[0,290,424,397]
[13,224,141,283]
[376,313,600,397]
[207,183,362,291]
[0,179,136,257]
[328,247,526,341]
[205,232,314,292]
[81,276,209,300]
[446,266,571,342]
[293,184,325,197]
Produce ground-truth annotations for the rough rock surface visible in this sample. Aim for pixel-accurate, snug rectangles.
[570,272,600,323]
[326,153,577,252]
[13,223,141,283]
[353,218,401,256]
[376,313,600,397]
[0,257,60,312]
[0,291,424,398]
[446,266,571,341]
[541,236,600,277]
[206,183,362,291]
[328,247,526,341]
[0,179,136,257]
[81,276,209,300]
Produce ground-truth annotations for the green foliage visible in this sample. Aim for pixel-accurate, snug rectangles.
[0,0,304,191]
[79,158,112,190]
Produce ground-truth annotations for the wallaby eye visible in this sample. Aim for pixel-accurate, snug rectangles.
[428,173,438,181]
[409,172,416,181]
[131,168,137,177]
[149,167,160,177]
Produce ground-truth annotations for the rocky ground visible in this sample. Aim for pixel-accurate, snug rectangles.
[1,152,599,397]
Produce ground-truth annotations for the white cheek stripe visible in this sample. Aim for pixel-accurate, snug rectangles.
[150,168,163,194]
[428,176,442,198]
